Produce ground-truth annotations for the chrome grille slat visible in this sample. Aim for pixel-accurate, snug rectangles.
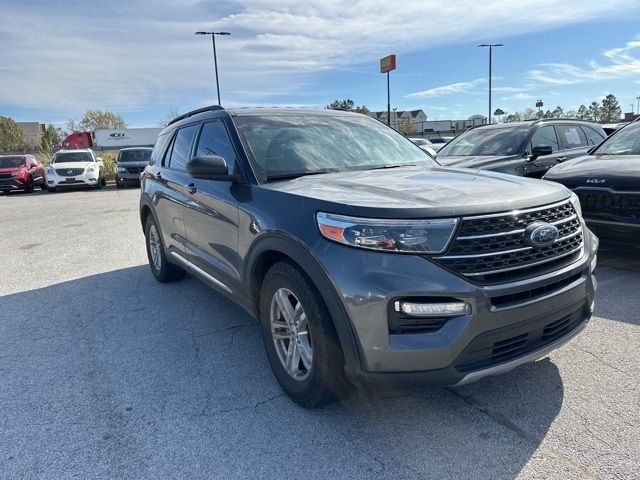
[434,200,583,283]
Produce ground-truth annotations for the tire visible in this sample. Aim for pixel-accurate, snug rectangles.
[144,216,185,283]
[259,261,350,408]
[95,178,103,190]
[101,176,107,187]
[116,180,122,189]
[40,180,47,191]
[47,186,56,193]
[24,177,34,193]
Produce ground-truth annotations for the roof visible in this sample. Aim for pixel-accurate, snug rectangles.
[472,118,603,130]
[118,147,153,151]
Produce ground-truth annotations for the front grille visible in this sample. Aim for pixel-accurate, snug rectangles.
[576,190,640,219]
[490,272,582,308]
[0,173,12,180]
[125,166,144,174]
[434,200,583,283]
[55,168,84,176]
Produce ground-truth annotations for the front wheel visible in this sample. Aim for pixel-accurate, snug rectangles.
[144,216,185,283]
[24,177,34,193]
[259,262,350,408]
[46,186,56,193]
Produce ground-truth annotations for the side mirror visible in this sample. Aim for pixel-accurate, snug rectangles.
[530,145,553,160]
[187,155,237,181]
[96,157,103,163]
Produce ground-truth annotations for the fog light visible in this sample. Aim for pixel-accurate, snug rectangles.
[394,301,471,317]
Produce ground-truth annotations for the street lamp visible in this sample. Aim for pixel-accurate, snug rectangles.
[636,96,640,117]
[478,43,503,123]
[195,31,231,105]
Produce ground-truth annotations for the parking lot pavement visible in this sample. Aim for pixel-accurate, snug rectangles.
[1,187,638,480]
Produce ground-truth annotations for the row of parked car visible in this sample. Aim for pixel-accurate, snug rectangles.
[0,147,153,193]
[411,118,639,244]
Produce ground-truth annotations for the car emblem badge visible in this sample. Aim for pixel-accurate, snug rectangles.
[524,222,559,248]
[585,178,605,184]
[67,170,72,175]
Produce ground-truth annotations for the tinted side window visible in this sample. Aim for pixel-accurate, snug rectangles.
[529,126,559,152]
[169,125,198,171]
[581,125,606,146]
[195,121,237,170]
[151,133,171,165]
[556,125,588,149]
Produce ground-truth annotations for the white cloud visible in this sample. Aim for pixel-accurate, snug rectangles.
[0,0,638,118]
[502,93,534,100]
[528,37,640,85]
[405,79,484,98]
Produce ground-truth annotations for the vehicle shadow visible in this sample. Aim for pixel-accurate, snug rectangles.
[1,265,565,479]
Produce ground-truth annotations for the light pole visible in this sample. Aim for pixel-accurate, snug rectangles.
[636,96,640,117]
[478,43,503,124]
[195,31,231,105]
[393,108,398,130]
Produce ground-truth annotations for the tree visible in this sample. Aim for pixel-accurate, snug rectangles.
[587,102,601,122]
[600,94,622,123]
[521,107,536,120]
[398,119,417,134]
[326,99,370,114]
[0,116,26,152]
[504,113,521,123]
[563,109,577,119]
[551,106,564,118]
[494,108,505,122]
[159,108,182,127]
[40,124,61,153]
[576,105,588,120]
[78,109,126,131]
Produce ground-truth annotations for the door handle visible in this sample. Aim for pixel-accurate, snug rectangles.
[556,156,567,163]
[155,171,163,180]
[187,183,197,194]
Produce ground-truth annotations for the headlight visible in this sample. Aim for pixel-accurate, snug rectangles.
[85,165,96,173]
[116,165,127,173]
[569,192,582,217]
[316,212,458,254]
[11,171,23,177]
[46,167,55,176]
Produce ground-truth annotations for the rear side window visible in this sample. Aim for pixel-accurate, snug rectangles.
[168,125,198,171]
[556,125,588,149]
[195,121,237,171]
[150,133,171,165]
[529,125,559,152]
[581,125,606,146]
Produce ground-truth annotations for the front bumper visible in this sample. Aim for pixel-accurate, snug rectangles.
[46,171,99,188]
[0,178,27,191]
[316,227,598,388]
[116,172,141,184]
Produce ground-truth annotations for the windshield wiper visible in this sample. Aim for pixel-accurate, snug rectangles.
[354,164,418,171]
[266,170,340,181]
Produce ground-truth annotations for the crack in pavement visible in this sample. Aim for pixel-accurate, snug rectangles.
[447,388,601,480]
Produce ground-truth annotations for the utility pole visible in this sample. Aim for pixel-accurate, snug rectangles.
[478,43,503,123]
[380,55,397,127]
[195,31,231,105]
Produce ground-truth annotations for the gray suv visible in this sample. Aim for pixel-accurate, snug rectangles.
[140,106,598,408]
[115,147,152,188]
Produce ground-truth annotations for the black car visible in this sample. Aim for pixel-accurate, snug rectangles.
[437,119,607,178]
[140,106,597,407]
[115,147,152,188]
[544,120,640,243]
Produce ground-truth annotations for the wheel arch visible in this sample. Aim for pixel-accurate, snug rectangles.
[245,234,362,370]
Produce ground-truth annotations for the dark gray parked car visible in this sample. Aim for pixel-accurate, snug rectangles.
[437,119,606,178]
[115,147,152,188]
[140,106,598,408]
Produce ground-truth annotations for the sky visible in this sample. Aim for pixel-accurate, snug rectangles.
[2,0,640,127]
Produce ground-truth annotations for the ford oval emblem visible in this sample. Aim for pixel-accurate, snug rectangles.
[525,222,559,248]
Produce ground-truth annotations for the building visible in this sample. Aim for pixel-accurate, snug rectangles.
[17,122,46,146]
[371,110,428,132]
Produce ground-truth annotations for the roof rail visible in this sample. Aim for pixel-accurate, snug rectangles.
[167,105,225,126]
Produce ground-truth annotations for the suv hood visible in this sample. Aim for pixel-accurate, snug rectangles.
[263,166,570,217]
[51,161,93,170]
[545,154,640,190]
[0,167,23,173]
[436,155,516,169]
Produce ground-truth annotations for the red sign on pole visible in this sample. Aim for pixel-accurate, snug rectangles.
[380,54,397,73]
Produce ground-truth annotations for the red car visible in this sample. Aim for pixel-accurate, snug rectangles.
[0,154,47,193]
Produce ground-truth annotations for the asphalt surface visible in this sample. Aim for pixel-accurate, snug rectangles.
[1,186,638,480]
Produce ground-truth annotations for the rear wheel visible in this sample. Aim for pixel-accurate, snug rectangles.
[259,261,350,408]
[145,216,185,283]
[40,179,47,190]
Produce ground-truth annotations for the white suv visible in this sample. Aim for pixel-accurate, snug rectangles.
[45,149,106,192]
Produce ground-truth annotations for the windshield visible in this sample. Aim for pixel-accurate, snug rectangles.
[233,113,436,180]
[53,152,93,163]
[595,122,640,155]
[412,139,429,146]
[118,149,152,163]
[438,126,528,156]
[0,156,25,168]
[429,138,446,144]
